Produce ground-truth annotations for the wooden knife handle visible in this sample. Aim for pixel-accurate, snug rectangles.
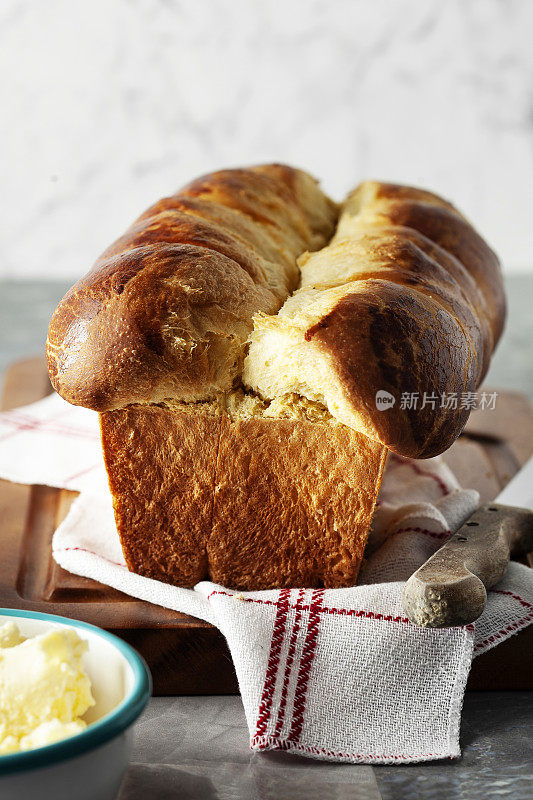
[402,503,533,627]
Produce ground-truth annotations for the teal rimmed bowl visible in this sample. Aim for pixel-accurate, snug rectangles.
[0,609,151,800]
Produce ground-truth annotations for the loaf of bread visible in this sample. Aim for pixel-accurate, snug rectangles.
[47,164,505,590]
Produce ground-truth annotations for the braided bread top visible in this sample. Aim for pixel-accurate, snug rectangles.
[48,169,504,458]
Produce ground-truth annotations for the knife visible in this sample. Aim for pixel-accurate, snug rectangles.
[402,455,533,627]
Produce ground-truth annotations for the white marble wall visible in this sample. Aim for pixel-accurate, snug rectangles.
[2,0,532,278]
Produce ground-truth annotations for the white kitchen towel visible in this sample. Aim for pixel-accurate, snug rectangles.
[1,392,532,764]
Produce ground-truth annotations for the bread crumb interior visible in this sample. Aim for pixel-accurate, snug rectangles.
[159,389,335,425]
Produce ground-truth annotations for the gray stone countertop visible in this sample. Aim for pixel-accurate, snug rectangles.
[1,277,532,799]
[119,693,533,800]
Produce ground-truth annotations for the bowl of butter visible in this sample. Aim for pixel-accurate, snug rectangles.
[0,609,151,800]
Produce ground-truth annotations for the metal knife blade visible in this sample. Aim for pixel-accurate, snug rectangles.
[493,454,533,508]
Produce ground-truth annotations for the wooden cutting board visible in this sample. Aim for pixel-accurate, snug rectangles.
[1,357,532,693]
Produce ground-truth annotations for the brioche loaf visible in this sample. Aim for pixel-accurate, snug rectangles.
[47,164,504,590]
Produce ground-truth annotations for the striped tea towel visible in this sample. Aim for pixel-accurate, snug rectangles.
[1,392,532,763]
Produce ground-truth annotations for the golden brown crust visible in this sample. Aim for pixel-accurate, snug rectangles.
[305,281,478,457]
[244,180,506,459]
[100,406,219,586]
[47,164,337,411]
[48,245,278,410]
[99,210,271,286]
[316,184,506,456]
[210,416,387,589]
[101,405,386,589]
[359,191,505,343]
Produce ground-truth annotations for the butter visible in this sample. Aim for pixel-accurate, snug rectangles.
[0,623,95,754]
[0,622,25,649]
